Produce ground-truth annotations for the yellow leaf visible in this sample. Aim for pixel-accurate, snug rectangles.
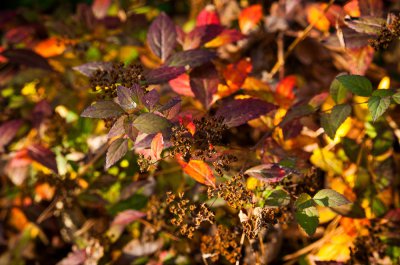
[378,76,390,90]
[307,4,330,32]
[310,148,343,174]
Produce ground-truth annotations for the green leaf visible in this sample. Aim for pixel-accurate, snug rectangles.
[295,194,318,236]
[336,75,373,97]
[264,189,290,206]
[313,189,350,207]
[133,113,170,134]
[330,203,366,218]
[330,78,347,104]
[321,104,351,139]
[81,101,124,119]
[106,138,128,169]
[372,89,395,97]
[392,91,400,104]
[368,96,391,122]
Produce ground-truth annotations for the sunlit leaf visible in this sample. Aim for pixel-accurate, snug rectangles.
[133,113,170,134]
[239,4,263,34]
[310,148,343,174]
[117,86,137,112]
[204,29,244,48]
[321,104,352,139]
[336,75,373,97]
[33,37,66,58]
[168,73,194,97]
[245,163,295,183]
[92,0,111,19]
[368,95,391,122]
[313,189,351,207]
[177,155,216,187]
[81,101,124,118]
[306,4,331,32]
[151,133,164,160]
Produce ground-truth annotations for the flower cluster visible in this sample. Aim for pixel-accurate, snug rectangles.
[166,191,214,238]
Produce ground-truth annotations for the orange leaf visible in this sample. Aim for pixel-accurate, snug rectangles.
[204,29,244,48]
[151,133,164,160]
[219,58,252,97]
[306,4,331,32]
[176,155,215,187]
[344,0,360,17]
[239,4,263,34]
[276,75,297,100]
[9,208,29,230]
[35,182,55,201]
[169,73,194,97]
[34,37,66,58]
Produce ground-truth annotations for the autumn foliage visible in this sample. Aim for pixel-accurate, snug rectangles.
[1,0,400,264]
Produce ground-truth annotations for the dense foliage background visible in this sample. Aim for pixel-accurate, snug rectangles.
[1,0,400,264]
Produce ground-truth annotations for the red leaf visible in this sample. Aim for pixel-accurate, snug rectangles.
[245,164,296,183]
[196,5,220,26]
[147,13,177,62]
[168,73,194,97]
[239,4,263,34]
[177,155,216,187]
[1,49,53,71]
[276,75,297,100]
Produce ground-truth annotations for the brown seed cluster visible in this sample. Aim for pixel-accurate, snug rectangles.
[137,154,152,172]
[369,15,400,50]
[348,221,388,264]
[200,225,241,264]
[241,207,281,239]
[145,195,166,233]
[89,62,144,99]
[208,174,253,209]
[170,116,229,161]
[166,191,214,238]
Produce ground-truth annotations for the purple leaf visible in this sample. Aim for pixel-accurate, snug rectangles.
[190,64,218,109]
[166,49,216,68]
[73,62,112,77]
[106,138,128,169]
[282,118,303,140]
[179,24,224,50]
[0,120,23,152]
[245,164,294,183]
[145,66,186,85]
[124,120,139,142]
[279,104,315,127]
[216,98,278,127]
[117,86,136,111]
[159,96,181,119]
[344,16,384,35]
[142,89,160,110]
[108,116,127,139]
[27,144,58,173]
[81,101,124,118]
[32,100,53,127]
[1,49,52,71]
[131,83,145,104]
[147,12,177,62]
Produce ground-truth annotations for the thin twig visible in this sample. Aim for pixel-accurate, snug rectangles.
[266,0,335,79]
